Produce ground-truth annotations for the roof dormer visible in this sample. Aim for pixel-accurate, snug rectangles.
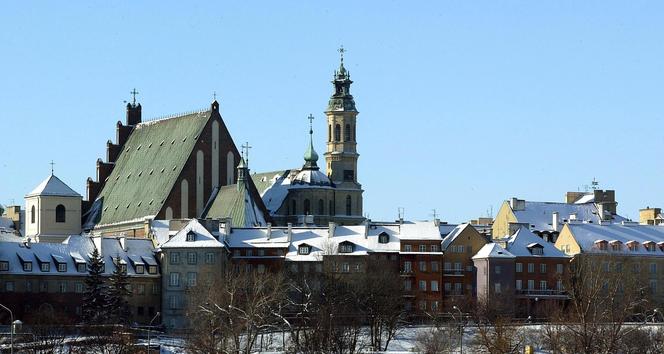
[594,239,608,251]
[626,240,639,252]
[527,242,544,255]
[338,241,355,254]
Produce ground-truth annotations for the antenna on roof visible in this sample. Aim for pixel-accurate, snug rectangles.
[591,177,599,190]
[429,209,438,220]
[398,207,405,220]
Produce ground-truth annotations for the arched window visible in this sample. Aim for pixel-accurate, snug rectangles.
[328,125,332,141]
[304,199,311,215]
[353,124,356,142]
[345,196,352,216]
[55,204,66,223]
[226,151,235,185]
[318,199,324,215]
[334,124,341,142]
[291,200,297,215]
[31,205,35,224]
[329,200,334,216]
[344,124,351,142]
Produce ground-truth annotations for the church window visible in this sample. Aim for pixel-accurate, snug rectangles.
[304,199,311,215]
[344,124,351,142]
[31,205,35,224]
[318,199,324,215]
[334,124,341,142]
[345,195,352,216]
[343,170,354,182]
[55,204,66,223]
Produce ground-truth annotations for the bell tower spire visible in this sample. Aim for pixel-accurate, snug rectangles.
[324,46,363,218]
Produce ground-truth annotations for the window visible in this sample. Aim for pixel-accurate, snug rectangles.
[318,199,324,215]
[55,204,66,223]
[527,263,534,273]
[40,281,48,292]
[531,247,543,255]
[169,295,181,309]
[378,233,389,244]
[40,263,50,272]
[315,263,323,272]
[334,124,341,141]
[431,244,440,252]
[419,301,427,310]
[0,262,7,271]
[135,264,144,274]
[152,283,160,295]
[404,280,412,291]
[528,280,534,290]
[31,205,35,224]
[298,245,310,255]
[540,264,547,274]
[345,195,352,215]
[344,124,351,142]
[77,263,86,273]
[24,281,32,292]
[404,244,412,252]
[494,283,502,294]
[444,262,451,271]
[419,280,427,291]
[169,272,180,287]
[75,282,84,293]
[616,262,623,273]
[233,250,241,257]
[57,263,66,272]
[516,279,522,290]
[59,281,67,293]
[633,263,641,273]
[516,263,523,272]
[556,264,563,274]
[431,261,439,272]
[186,231,196,242]
[136,284,145,295]
[246,250,253,257]
[339,243,353,253]
[148,265,157,274]
[444,282,452,292]
[304,199,311,215]
[457,245,465,253]
[419,261,427,272]
[170,252,180,264]
[23,262,32,272]
[187,272,197,287]
[5,282,14,292]
[257,264,266,274]
[404,261,412,272]
[556,280,563,291]
[290,264,299,273]
[187,252,197,265]
[206,253,215,264]
[341,263,350,273]
[651,280,657,295]
[454,262,462,271]
[651,263,657,274]
[454,283,462,294]
[493,265,501,274]
[419,245,427,252]
[432,301,439,311]
[328,124,332,141]
[540,280,547,290]
[431,280,439,292]
[354,263,361,272]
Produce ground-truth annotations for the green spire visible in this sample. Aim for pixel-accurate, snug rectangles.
[236,156,248,191]
[303,114,319,170]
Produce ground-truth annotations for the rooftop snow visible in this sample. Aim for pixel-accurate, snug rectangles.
[26,174,81,198]
[472,243,515,259]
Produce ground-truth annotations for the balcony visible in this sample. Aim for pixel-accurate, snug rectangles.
[516,289,568,298]
[400,269,414,277]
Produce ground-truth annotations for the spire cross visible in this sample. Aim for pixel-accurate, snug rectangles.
[213,91,217,101]
[307,114,315,135]
[241,142,252,166]
[130,88,139,105]
[49,160,55,175]
[338,45,345,64]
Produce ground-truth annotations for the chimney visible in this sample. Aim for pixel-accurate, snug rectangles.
[328,222,336,238]
[434,218,440,227]
[363,219,371,239]
[126,102,142,126]
[287,223,293,242]
[86,177,101,202]
[266,223,272,240]
[508,222,529,236]
[118,236,127,252]
[116,121,133,148]
[552,212,560,232]
[224,218,232,235]
[96,159,114,183]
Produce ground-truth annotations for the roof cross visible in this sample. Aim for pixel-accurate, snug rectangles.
[49,160,55,175]
[130,88,139,105]
[241,142,252,166]
[213,91,217,101]
[307,113,314,135]
[338,45,346,64]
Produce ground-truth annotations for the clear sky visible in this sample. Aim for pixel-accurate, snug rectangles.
[1,1,663,223]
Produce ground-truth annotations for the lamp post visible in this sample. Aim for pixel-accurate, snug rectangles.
[0,303,13,354]
[147,312,160,354]
[453,305,463,354]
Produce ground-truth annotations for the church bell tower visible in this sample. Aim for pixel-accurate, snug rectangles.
[324,47,363,219]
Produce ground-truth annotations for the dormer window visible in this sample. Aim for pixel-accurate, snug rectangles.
[23,262,32,272]
[339,242,354,254]
[57,263,67,272]
[40,263,50,272]
[378,232,389,244]
[77,263,87,273]
[644,241,656,252]
[186,231,196,242]
[626,240,639,252]
[610,240,622,252]
[298,244,311,255]
[527,243,544,255]
[594,240,608,251]
[135,265,145,274]
[0,261,8,271]
[52,255,66,272]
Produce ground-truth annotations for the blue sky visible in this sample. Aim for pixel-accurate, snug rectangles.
[1,1,663,223]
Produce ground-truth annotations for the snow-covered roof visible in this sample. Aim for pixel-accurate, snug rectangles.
[0,234,158,277]
[566,223,664,256]
[292,169,333,187]
[505,227,568,258]
[574,194,595,204]
[26,174,81,198]
[441,223,473,251]
[254,169,334,215]
[472,243,515,259]
[396,221,442,240]
[161,219,225,249]
[513,201,627,232]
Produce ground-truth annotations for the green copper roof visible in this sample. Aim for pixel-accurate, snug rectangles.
[86,110,210,226]
[203,184,264,227]
[250,170,291,195]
